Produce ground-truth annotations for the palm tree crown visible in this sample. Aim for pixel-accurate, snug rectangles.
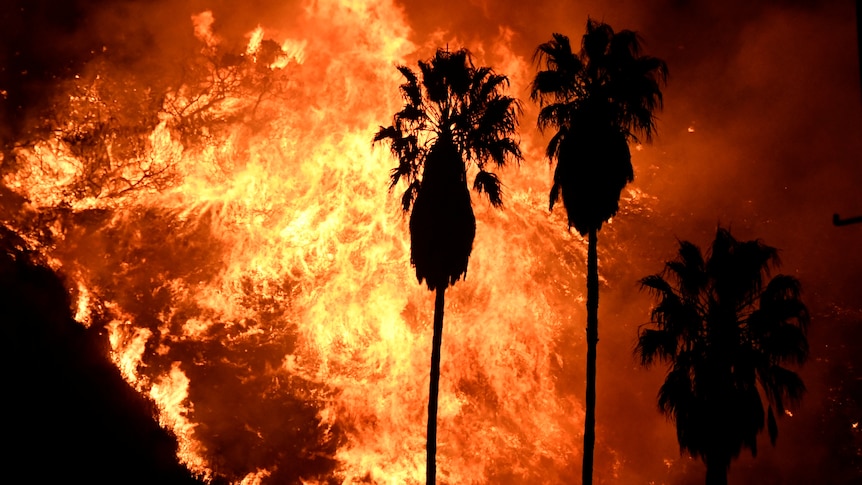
[374,48,521,291]
[531,20,667,235]
[636,228,810,484]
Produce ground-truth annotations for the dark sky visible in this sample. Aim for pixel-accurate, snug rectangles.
[1,0,859,483]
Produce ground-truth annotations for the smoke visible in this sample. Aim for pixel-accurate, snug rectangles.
[1,0,860,483]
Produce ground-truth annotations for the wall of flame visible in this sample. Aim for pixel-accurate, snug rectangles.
[2,0,860,483]
[3,1,626,482]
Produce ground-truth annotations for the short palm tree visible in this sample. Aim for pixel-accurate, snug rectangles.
[636,228,811,485]
[374,48,521,484]
[531,19,667,485]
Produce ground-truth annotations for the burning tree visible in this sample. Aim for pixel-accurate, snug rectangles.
[530,19,668,485]
[636,228,811,485]
[374,48,522,483]
[1,25,291,217]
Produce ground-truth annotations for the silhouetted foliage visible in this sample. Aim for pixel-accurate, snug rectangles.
[375,47,521,484]
[636,227,810,485]
[375,47,521,291]
[531,19,667,485]
[0,225,202,484]
[532,22,667,236]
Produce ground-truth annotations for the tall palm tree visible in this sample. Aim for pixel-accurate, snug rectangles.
[636,228,811,485]
[531,19,667,485]
[374,48,521,484]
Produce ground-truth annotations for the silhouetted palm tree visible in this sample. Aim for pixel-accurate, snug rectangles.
[531,19,667,485]
[374,48,521,484]
[636,228,810,485]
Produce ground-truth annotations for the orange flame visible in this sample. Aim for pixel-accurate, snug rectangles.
[4,0,660,482]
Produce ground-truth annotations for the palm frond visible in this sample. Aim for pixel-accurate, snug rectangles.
[757,365,806,413]
[397,65,418,85]
[373,125,400,144]
[531,33,583,106]
[389,162,410,189]
[582,18,614,63]
[666,240,707,298]
[399,179,420,212]
[395,104,427,124]
[658,365,693,418]
[473,70,510,102]
[767,405,778,445]
[418,58,446,105]
[397,65,423,106]
[767,319,809,364]
[707,227,781,309]
[608,28,642,58]
[533,33,577,71]
[536,103,575,134]
[549,182,561,211]
[475,137,522,169]
[544,128,566,161]
[473,170,503,207]
[739,387,765,456]
[640,273,676,297]
[636,328,677,366]
[759,274,809,328]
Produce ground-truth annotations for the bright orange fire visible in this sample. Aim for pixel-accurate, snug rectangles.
[3,0,657,482]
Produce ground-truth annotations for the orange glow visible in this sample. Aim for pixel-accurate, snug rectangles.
[107,318,152,386]
[2,0,664,482]
[3,0,861,483]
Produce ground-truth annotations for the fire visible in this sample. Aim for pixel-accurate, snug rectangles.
[1,0,659,483]
[74,282,92,327]
[107,317,152,386]
[150,362,211,478]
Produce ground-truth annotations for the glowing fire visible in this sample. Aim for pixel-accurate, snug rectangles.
[3,0,657,482]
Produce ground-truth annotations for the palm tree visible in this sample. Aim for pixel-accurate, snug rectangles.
[374,48,521,484]
[636,228,811,485]
[530,19,667,485]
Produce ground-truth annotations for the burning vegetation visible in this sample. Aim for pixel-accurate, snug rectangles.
[1,0,859,484]
[1,2,597,482]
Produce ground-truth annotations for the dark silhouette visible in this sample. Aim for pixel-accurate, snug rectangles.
[636,228,811,485]
[833,213,862,226]
[0,225,202,484]
[531,20,667,485]
[832,1,862,224]
[52,206,341,484]
[374,48,521,484]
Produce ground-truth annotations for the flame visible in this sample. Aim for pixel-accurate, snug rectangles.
[107,318,152,386]
[192,11,220,48]
[74,282,92,327]
[2,0,661,482]
[150,362,210,479]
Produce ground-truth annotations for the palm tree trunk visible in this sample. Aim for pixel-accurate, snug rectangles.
[705,455,729,485]
[582,228,599,485]
[427,287,446,484]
